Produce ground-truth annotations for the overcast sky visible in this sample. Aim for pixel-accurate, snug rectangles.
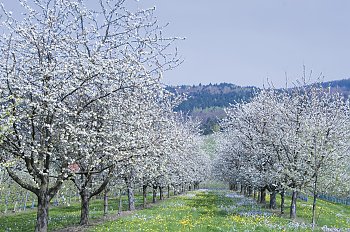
[139,0,350,87]
[3,0,350,87]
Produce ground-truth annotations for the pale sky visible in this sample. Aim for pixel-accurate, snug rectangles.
[3,0,350,87]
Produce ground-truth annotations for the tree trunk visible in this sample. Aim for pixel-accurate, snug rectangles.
[127,184,135,211]
[167,185,170,198]
[80,190,90,225]
[312,191,317,227]
[248,186,253,197]
[78,170,111,225]
[312,138,318,228]
[290,190,298,219]
[152,186,157,203]
[118,189,122,215]
[5,189,10,213]
[260,188,266,204]
[269,190,277,209]
[142,185,147,208]
[159,186,163,200]
[23,191,29,211]
[103,189,108,216]
[312,174,318,227]
[280,189,285,214]
[35,192,50,232]
[229,183,233,190]
[195,182,200,190]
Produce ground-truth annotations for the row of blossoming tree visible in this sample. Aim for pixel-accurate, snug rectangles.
[0,1,210,231]
[214,82,350,226]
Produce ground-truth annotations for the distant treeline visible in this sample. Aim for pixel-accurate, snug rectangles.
[168,79,350,134]
[167,83,258,112]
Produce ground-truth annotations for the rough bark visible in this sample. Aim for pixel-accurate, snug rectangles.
[290,190,298,219]
[80,190,90,225]
[7,167,64,232]
[35,192,50,232]
[167,185,170,198]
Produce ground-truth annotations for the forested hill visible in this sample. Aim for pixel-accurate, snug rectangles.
[166,83,258,134]
[167,83,258,112]
[167,79,350,134]
[320,78,350,96]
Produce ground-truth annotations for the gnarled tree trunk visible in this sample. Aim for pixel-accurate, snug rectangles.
[7,167,64,232]
[80,189,90,225]
[35,191,50,232]
[75,167,112,225]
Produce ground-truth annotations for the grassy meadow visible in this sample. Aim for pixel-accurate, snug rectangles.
[0,189,349,231]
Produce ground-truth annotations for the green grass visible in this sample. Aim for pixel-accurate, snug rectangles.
[0,194,152,232]
[1,190,350,231]
[274,193,350,229]
[90,191,350,232]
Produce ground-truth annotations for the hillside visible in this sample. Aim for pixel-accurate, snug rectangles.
[167,83,258,134]
[167,83,258,112]
[169,79,350,134]
[320,78,350,96]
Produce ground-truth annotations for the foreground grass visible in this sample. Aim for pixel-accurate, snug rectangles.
[0,195,150,232]
[90,190,350,232]
[1,190,349,231]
